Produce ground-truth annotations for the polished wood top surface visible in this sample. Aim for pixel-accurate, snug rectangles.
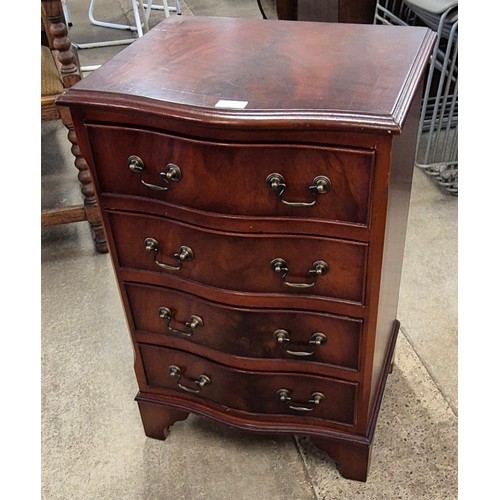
[60,16,434,132]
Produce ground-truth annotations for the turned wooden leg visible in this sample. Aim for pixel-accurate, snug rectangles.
[136,398,190,440]
[310,437,372,482]
[60,106,109,254]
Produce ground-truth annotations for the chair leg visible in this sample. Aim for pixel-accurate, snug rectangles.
[60,107,108,253]
[147,1,181,15]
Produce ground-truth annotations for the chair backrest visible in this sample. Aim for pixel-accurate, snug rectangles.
[41,0,109,253]
[41,0,81,92]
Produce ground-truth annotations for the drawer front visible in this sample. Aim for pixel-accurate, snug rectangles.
[126,283,362,370]
[139,344,357,425]
[108,211,368,304]
[87,124,374,226]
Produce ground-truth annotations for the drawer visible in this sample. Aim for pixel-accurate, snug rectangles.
[108,211,368,304]
[139,344,357,425]
[126,283,362,370]
[86,124,374,226]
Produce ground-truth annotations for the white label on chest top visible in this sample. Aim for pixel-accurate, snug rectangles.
[215,99,248,109]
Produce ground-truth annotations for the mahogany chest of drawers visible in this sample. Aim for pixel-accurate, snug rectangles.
[59,16,434,481]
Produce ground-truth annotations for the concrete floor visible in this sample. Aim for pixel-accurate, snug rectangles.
[41,1,458,498]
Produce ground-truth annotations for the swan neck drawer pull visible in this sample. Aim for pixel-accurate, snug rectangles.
[274,329,327,357]
[266,173,331,207]
[144,238,194,271]
[169,365,211,394]
[277,389,325,412]
[158,307,204,337]
[128,155,182,191]
[270,258,329,288]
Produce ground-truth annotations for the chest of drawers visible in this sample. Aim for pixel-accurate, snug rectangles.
[58,16,434,482]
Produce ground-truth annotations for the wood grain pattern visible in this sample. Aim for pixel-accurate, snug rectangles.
[59,17,435,133]
[59,17,435,481]
[139,344,358,425]
[85,124,374,226]
[125,282,362,372]
[277,0,378,25]
[107,210,368,304]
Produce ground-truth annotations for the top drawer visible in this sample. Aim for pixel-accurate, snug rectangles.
[85,124,374,226]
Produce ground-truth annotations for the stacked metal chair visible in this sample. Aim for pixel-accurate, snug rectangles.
[374,0,458,195]
[374,0,416,25]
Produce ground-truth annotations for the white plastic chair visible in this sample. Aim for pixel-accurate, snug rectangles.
[74,0,181,50]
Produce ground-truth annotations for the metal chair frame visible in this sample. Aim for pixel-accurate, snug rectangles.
[73,0,181,50]
[374,0,458,195]
[414,5,458,194]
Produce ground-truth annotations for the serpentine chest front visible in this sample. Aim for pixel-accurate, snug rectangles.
[59,16,434,481]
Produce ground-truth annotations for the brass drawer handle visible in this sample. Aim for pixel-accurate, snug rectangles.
[266,173,331,207]
[169,365,211,394]
[128,155,182,191]
[158,307,204,337]
[277,389,325,412]
[270,258,329,288]
[274,329,327,357]
[144,238,194,271]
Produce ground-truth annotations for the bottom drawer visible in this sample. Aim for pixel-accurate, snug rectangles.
[139,344,357,425]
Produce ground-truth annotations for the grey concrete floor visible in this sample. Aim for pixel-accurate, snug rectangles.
[41,1,458,498]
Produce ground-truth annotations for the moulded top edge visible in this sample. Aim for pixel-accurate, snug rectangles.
[58,17,436,134]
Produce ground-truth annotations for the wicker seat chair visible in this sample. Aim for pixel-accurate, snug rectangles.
[41,0,108,252]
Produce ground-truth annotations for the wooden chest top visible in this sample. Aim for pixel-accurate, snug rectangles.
[60,16,434,133]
